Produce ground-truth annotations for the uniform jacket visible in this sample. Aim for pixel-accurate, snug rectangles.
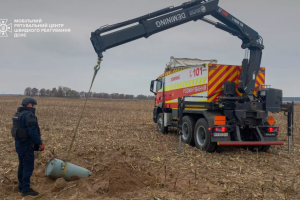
[14,107,42,152]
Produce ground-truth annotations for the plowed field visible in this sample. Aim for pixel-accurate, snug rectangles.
[0,96,299,200]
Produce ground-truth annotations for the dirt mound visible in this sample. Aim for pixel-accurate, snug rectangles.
[99,161,155,196]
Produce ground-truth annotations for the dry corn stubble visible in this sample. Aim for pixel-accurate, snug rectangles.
[0,96,299,200]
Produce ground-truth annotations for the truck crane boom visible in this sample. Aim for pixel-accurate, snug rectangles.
[90,0,264,98]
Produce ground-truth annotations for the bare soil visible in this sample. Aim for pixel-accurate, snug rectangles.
[0,96,299,200]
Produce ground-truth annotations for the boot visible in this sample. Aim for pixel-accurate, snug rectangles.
[21,188,39,196]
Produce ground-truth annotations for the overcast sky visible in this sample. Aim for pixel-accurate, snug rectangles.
[1,0,299,96]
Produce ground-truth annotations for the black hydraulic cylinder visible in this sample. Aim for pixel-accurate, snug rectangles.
[215,23,241,36]
[201,17,242,37]
[218,96,243,101]
[238,58,249,93]
[246,49,262,96]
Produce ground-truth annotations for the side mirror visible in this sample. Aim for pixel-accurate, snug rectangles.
[150,80,156,94]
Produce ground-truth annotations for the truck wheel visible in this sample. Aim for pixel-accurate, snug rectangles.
[194,118,216,153]
[260,145,271,152]
[153,117,157,123]
[181,115,195,145]
[157,113,168,134]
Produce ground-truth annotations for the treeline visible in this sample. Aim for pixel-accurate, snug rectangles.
[24,87,155,100]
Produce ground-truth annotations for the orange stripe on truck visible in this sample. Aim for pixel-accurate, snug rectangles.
[208,66,237,101]
[209,66,227,85]
[209,66,236,94]
[208,64,221,77]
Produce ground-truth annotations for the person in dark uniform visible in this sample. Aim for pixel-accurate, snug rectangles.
[11,97,44,196]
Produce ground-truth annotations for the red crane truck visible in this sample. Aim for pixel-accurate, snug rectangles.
[90,0,294,153]
[150,57,279,152]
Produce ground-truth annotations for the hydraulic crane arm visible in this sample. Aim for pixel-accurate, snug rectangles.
[90,0,264,98]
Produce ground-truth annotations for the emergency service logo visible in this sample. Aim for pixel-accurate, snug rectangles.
[0,18,71,38]
[0,19,12,37]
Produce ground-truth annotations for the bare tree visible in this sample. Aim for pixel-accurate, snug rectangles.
[70,90,75,97]
[71,90,79,97]
[62,87,71,97]
[51,88,57,97]
[24,87,31,96]
[125,94,134,99]
[74,91,80,97]
[31,88,39,96]
[147,95,155,100]
[40,88,46,96]
[80,91,85,98]
[111,93,119,99]
[64,87,72,97]
[119,94,125,99]
[103,93,109,98]
[84,92,93,97]
[62,87,67,96]
[57,86,64,97]
[46,89,51,96]
[95,93,102,98]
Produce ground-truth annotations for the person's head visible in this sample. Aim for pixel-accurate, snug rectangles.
[22,97,37,108]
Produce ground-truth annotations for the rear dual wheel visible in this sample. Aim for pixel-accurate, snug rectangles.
[194,118,217,153]
[181,115,195,145]
[181,116,222,153]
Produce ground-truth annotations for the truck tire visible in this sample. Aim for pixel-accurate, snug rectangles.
[153,117,157,123]
[181,115,195,145]
[157,113,168,134]
[194,118,216,153]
